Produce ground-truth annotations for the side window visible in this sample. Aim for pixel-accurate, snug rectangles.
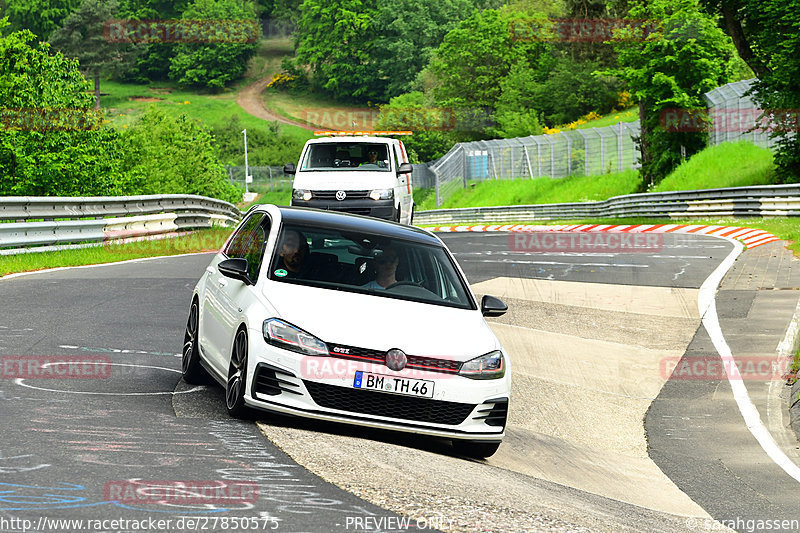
[224,213,269,281]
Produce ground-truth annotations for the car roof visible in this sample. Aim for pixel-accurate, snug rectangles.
[259,205,441,246]
[305,136,395,144]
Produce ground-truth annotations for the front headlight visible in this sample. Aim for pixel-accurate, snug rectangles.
[369,188,393,201]
[292,189,312,201]
[263,319,328,356]
[459,350,505,380]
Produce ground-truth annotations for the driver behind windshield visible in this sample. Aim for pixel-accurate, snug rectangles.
[361,247,398,290]
[359,147,386,167]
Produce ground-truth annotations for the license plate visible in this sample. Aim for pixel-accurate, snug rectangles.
[354,371,434,398]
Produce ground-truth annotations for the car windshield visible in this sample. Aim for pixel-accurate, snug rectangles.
[268,224,475,309]
[300,142,392,171]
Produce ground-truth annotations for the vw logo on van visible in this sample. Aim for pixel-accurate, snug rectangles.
[335,190,347,201]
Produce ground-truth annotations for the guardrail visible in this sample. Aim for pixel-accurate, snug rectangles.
[0,195,241,254]
[415,184,800,225]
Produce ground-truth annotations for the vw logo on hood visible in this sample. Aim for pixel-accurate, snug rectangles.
[335,190,347,201]
[385,349,407,371]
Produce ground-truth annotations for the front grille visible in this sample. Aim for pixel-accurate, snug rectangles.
[328,344,462,374]
[253,364,302,397]
[303,380,476,426]
[473,398,508,428]
[336,207,372,216]
[313,190,370,200]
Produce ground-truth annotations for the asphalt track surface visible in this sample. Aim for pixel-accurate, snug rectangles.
[0,232,797,532]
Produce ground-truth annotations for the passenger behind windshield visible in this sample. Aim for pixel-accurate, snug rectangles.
[361,247,399,290]
[276,229,309,278]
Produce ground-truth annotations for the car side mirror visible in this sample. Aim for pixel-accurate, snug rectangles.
[218,258,253,285]
[283,163,296,175]
[481,295,507,317]
[397,162,413,175]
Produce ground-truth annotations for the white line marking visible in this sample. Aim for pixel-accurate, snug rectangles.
[13,363,206,396]
[699,238,800,483]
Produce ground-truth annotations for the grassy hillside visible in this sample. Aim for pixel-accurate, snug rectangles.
[419,141,776,210]
[653,142,775,192]
[101,80,311,144]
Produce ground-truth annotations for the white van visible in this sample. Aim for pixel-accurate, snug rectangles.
[284,132,414,225]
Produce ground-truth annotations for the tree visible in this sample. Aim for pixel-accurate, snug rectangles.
[607,0,734,187]
[48,0,140,109]
[293,0,380,102]
[3,0,81,41]
[118,0,191,81]
[0,21,125,196]
[371,0,476,101]
[168,0,260,90]
[702,0,800,182]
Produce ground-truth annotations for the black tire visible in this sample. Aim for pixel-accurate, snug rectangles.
[226,328,250,418]
[393,204,401,223]
[182,298,209,384]
[452,440,501,459]
[409,204,414,225]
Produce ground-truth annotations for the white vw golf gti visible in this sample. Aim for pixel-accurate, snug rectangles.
[183,205,510,457]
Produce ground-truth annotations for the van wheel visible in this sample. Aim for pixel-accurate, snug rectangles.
[409,204,414,225]
[393,206,401,223]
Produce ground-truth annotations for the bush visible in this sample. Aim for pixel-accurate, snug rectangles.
[212,115,306,166]
[119,107,242,203]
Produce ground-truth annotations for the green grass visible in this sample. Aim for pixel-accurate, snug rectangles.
[0,229,233,277]
[251,183,291,206]
[416,169,641,211]
[653,142,776,192]
[101,79,312,145]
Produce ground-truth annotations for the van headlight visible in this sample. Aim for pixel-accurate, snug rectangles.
[292,189,312,201]
[459,350,505,379]
[369,189,393,201]
[263,319,328,356]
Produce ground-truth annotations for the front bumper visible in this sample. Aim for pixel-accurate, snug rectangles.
[244,338,509,442]
[291,198,396,220]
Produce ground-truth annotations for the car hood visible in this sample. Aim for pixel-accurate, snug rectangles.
[293,171,397,190]
[263,281,499,361]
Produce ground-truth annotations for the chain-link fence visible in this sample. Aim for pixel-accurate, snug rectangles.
[430,78,783,207]
[431,122,641,206]
[226,165,291,191]
[704,78,780,150]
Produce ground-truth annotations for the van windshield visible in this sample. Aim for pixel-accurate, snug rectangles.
[300,142,392,172]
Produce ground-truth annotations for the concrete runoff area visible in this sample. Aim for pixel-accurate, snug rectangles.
[258,276,728,531]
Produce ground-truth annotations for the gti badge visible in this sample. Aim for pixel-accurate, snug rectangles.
[385,349,407,371]
[335,190,347,201]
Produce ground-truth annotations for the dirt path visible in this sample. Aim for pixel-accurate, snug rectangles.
[236,76,315,131]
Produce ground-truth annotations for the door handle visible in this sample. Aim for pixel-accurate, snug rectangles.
[218,278,228,287]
